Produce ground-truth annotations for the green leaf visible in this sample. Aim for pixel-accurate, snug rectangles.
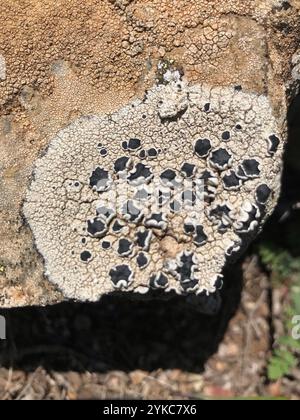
[278,336,300,351]
[268,347,297,381]
[268,360,286,381]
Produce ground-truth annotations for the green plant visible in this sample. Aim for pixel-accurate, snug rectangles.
[267,284,300,381]
[258,233,300,382]
[268,346,298,381]
[259,242,300,285]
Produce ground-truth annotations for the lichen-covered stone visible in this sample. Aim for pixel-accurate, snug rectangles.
[0,0,300,307]
[22,79,284,302]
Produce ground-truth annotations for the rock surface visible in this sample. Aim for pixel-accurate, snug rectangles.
[0,0,300,308]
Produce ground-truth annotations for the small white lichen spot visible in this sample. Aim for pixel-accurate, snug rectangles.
[24,79,284,302]
[0,54,6,81]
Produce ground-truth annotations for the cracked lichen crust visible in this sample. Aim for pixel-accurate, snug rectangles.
[23,80,283,301]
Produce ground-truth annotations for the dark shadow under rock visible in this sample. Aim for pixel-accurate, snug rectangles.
[0,263,243,373]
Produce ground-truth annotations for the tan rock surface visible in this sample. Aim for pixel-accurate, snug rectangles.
[0,0,300,307]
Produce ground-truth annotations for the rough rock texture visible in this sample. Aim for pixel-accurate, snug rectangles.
[0,0,300,307]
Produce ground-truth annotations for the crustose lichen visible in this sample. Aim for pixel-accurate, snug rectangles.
[23,77,284,302]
